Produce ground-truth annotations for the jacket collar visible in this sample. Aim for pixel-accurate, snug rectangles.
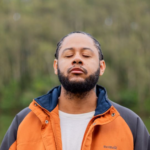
[34,85,111,116]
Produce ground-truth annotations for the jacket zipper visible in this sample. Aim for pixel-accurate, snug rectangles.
[80,117,98,150]
[33,100,59,150]
[81,108,112,150]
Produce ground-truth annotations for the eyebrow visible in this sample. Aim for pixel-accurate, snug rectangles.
[62,47,94,53]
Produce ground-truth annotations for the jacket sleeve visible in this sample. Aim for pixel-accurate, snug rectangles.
[148,135,150,150]
[0,107,31,150]
[0,116,18,150]
[134,117,150,150]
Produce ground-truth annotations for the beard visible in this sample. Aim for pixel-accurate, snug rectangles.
[57,66,100,96]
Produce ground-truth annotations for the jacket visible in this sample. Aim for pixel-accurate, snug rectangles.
[0,85,150,150]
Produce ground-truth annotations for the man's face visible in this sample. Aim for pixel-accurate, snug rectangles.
[54,33,105,93]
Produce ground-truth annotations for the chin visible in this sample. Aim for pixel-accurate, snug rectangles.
[69,77,85,82]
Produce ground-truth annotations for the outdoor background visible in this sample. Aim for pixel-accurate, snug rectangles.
[0,0,150,144]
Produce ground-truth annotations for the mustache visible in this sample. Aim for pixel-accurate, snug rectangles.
[67,65,88,74]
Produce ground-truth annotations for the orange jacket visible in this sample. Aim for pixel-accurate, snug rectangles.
[1,85,150,150]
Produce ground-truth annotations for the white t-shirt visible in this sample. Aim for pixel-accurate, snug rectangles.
[59,110,95,150]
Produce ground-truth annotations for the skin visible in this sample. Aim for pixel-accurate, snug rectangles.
[53,33,106,114]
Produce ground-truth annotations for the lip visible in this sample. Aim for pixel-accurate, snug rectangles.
[70,68,84,74]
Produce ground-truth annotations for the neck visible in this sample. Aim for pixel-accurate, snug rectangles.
[58,86,97,114]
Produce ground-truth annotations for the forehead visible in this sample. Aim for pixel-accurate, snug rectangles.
[60,33,96,50]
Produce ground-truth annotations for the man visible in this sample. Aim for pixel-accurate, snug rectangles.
[0,31,150,150]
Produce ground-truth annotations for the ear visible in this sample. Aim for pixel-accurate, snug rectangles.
[53,59,58,75]
[99,60,106,76]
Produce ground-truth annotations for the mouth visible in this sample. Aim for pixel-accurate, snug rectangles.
[67,66,88,75]
[70,68,84,74]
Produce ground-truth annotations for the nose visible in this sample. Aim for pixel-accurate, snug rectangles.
[72,60,83,65]
[72,56,83,65]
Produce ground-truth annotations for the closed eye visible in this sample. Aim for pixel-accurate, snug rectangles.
[83,55,90,58]
[65,55,73,58]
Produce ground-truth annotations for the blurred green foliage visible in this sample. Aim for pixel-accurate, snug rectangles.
[0,0,150,144]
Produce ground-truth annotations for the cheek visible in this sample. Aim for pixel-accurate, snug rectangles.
[86,59,99,71]
[58,60,69,73]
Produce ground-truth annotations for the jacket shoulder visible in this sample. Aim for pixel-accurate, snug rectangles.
[110,100,149,150]
[0,107,31,150]
[110,100,142,135]
[16,107,31,122]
